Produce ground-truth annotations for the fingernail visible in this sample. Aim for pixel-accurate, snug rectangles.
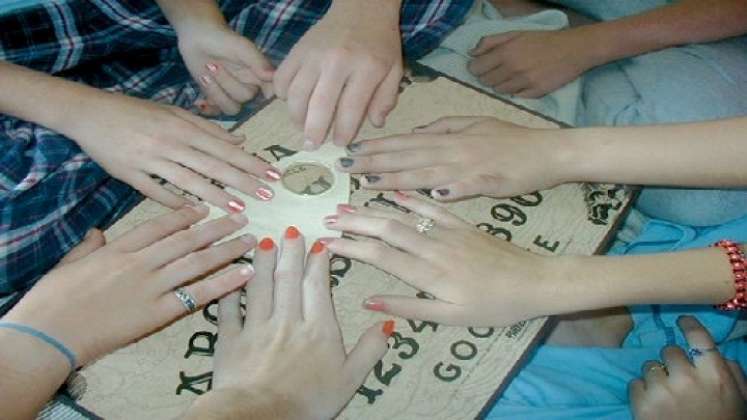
[256,187,274,201]
[318,237,335,246]
[394,191,408,200]
[188,203,209,213]
[337,204,355,214]
[324,215,338,225]
[285,225,300,239]
[227,200,245,213]
[199,74,212,86]
[339,157,354,168]
[240,234,255,244]
[364,174,381,184]
[677,315,698,329]
[434,188,450,197]
[302,139,315,151]
[230,212,248,225]
[382,320,395,337]
[310,240,325,254]
[265,168,282,181]
[239,264,255,276]
[347,143,362,153]
[259,237,275,251]
[364,299,387,312]
[206,63,219,74]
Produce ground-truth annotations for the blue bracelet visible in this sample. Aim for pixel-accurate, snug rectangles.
[0,322,78,372]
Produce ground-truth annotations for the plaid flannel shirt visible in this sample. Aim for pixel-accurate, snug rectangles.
[0,0,471,306]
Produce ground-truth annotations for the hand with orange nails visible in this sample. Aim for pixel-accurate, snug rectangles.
[629,316,747,420]
[323,193,551,327]
[187,226,393,419]
[340,116,568,201]
[0,205,255,420]
[273,0,404,150]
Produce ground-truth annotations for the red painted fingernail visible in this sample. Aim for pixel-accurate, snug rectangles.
[394,191,408,200]
[364,299,387,312]
[265,168,281,181]
[227,200,245,213]
[337,204,355,214]
[206,63,219,73]
[324,215,338,225]
[285,226,300,239]
[259,237,274,251]
[310,240,325,254]
[382,320,395,337]
[199,74,212,86]
[256,187,274,201]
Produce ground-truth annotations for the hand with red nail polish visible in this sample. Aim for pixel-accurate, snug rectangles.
[190,226,391,420]
[274,0,403,149]
[324,192,554,327]
[159,0,275,116]
[340,116,569,201]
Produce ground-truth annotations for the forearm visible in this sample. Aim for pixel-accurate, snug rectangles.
[562,117,747,188]
[0,61,113,139]
[328,0,402,25]
[154,0,227,34]
[547,246,738,316]
[183,388,303,420]
[0,330,71,420]
[574,0,747,67]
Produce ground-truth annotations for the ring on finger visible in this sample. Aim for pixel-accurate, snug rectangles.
[415,217,435,235]
[174,287,198,313]
[646,362,668,375]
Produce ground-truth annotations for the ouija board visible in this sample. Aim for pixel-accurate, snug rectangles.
[79,77,632,419]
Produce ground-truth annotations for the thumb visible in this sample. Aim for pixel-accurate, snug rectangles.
[343,321,394,386]
[236,40,275,82]
[726,360,747,399]
[470,32,519,56]
[413,116,488,134]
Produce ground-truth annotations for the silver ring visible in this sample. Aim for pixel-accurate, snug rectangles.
[646,362,667,375]
[415,217,435,234]
[687,347,718,360]
[174,287,198,313]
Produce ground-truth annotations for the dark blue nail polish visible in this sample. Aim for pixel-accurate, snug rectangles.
[347,143,362,153]
[365,174,381,184]
[436,188,450,197]
[339,157,354,168]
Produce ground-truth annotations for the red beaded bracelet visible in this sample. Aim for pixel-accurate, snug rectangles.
[714,240,746,311]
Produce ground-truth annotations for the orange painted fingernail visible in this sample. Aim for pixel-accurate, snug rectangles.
[259,237,274,251]
[285,226,300,239]
[364,299,386,312]
[310,240,325,254]
[337,204,355,214]
[382,320,395,337]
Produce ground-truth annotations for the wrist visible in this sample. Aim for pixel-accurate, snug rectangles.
[327,0,401,24]
[186,387,305,420]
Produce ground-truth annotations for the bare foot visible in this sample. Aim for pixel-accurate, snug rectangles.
[545,307,633,347]
[59,229,106,265]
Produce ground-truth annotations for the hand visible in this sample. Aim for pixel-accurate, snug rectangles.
[71,93,280,212]
[193,228,391,420]
[340,116,573,200]
[468,29,595,98]
[274,0,403,149]
[630,316,747,420]
[2,205,256,366]
[178,22,274,115]
[324,193,551,327]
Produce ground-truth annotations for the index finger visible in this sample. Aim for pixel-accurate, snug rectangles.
[678,316,726,370]
[304,69,348,147]
[108,205,208,253]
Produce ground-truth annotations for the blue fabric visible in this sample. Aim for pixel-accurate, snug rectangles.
[486,212,747,420]
[0,0,46,15]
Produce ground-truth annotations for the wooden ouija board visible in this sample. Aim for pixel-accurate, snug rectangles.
[79,77,632,419]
